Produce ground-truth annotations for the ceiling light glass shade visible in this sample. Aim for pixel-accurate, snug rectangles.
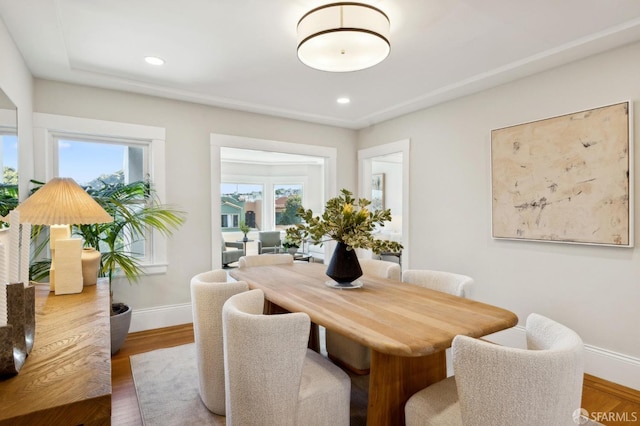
[9,178,113,225]
[297,2,390,72]
[144,56,165,66]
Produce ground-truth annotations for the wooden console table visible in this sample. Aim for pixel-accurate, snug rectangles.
[0,280,112,425]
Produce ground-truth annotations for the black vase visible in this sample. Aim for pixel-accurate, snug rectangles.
[326,242,363,284]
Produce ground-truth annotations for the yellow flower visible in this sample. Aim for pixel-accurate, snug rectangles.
[342,203,353,215]
[357,208,369,220]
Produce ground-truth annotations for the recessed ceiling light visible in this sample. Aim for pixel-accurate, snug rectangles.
[337,97,351,104]
[144,56,165,66]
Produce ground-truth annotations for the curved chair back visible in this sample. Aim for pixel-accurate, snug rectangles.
[238,253,293,269]
[453,313,584,425]
[402,269,473,297]
[190,270,248,415]
[223,289,350,425]
[358,258,401,280]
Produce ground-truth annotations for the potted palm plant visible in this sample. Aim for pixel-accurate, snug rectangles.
[30,179,185,354]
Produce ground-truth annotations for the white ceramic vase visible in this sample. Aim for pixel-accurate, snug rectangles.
[81,247,101,286]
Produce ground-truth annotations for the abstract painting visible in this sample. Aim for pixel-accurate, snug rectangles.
[491,101,632,246]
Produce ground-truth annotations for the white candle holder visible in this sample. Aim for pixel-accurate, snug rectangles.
[0,282,35,378]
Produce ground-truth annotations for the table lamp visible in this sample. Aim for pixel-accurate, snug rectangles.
[10,178,113,295]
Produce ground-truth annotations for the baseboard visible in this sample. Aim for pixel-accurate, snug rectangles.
[485,327,640,391]
[129,302,193,333]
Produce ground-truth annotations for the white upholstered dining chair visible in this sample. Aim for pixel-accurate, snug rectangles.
[222,289,351,426]
[405,313,584,426]
[402,269,473,297]
[190,269,249,415]
[325,258,401,374]
[238,253,293,268]
[402,268,473,375]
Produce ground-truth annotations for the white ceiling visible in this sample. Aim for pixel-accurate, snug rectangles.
[2,0,640,129]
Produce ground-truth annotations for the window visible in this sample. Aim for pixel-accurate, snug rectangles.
[221,183,263,231]
[0,131,18,220]
[0,132,18,185]
[35,113,168,274]
[55,136,148,259]
[221,214,240,228]
[55,138,145,188]
[274,184,303,229]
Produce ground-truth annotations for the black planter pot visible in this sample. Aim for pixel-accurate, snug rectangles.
[326,242,363,284]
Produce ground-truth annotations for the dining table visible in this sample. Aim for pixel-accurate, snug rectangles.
[230,262,518,426]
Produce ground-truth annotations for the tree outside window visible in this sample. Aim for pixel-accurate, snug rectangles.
[275,184,303,229]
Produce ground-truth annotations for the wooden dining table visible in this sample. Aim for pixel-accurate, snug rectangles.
[230,262,518,426]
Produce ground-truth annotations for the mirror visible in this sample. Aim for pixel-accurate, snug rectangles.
[0,88,18,218]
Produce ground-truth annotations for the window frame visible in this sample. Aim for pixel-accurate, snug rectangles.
[273,182,304,229]
[54,135,150,261]
[34,113,169,275]
[221,181,264,232]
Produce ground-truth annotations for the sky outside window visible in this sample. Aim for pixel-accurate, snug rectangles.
[1,134,18,168]
[58,139,127,185]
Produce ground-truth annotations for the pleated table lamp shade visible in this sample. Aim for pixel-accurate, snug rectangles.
[10,178,113,225]
[7,177,113,295]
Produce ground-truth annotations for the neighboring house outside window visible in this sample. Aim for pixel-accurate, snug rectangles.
[221,197,243,229]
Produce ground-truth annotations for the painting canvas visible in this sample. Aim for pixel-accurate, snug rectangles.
[491,101,632,246]
[371,173,384,211]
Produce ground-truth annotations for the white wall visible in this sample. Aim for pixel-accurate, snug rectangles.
[358,42,640,389]
[0,18,34,199]
[33,79,357,329]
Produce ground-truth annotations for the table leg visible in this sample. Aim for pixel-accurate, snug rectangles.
[367,350,446,426]
[308,322,320,353]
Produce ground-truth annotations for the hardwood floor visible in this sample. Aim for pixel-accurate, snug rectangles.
[112,324,640,426]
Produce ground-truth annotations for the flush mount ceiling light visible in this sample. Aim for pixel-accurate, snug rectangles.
[297,2,390,72]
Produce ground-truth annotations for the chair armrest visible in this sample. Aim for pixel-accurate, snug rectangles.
[225,241,243,250]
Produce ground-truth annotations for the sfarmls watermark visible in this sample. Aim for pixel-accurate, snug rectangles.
[573,408,638,424]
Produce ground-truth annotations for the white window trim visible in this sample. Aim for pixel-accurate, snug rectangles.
[33,113,169,275]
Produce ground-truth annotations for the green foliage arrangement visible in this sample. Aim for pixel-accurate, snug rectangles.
[285,188,402,254]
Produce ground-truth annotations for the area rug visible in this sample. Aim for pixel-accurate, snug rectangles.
[130,344,225,425]
[130,343,367,425]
